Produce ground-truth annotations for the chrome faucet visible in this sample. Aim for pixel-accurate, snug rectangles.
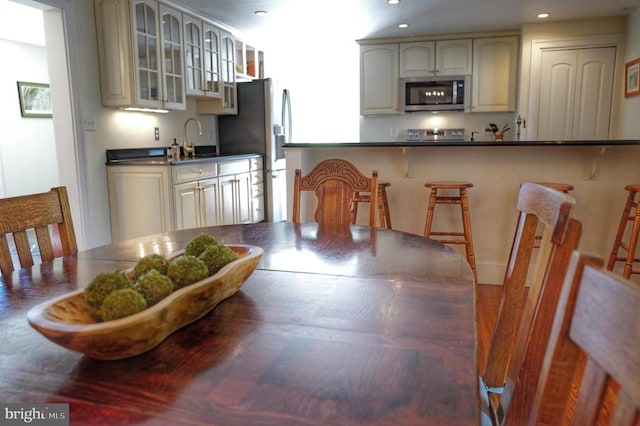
[182,117,201,157]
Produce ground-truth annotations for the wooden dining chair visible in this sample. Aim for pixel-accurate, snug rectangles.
[0,186,77,275]
[527,252,639,426]
[292,158,379,227]
[479,182,581,425]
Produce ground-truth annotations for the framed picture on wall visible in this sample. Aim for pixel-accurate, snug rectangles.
[17,81,53,118]
[625,58,640,98]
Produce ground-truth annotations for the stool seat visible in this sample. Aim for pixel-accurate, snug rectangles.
[608,184,640,278]
[423,181,477,282]
[534,182,575,193]
[351,182,392,229]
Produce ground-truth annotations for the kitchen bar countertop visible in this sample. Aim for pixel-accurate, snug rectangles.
[283,139,640,148]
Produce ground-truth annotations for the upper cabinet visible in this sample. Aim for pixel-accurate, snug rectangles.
[399,39,472,77]
[471,36,518,112]
[196,30,238,115]
[95,0,186,110]
[183,15,222,99]
[360,44,399,115]
[95,0,263,114]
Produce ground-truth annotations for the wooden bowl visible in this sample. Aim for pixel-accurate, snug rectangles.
[27,244,263,360]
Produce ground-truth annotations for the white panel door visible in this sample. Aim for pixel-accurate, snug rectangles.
[573,48,615,140]
[537,47,615,140]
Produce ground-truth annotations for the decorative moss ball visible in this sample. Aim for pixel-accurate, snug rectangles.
[184,234,220,257]
[132,253,169,280]
[167,255,209,289]
[198,244,237,276]
[136,270,174,306]
[84,271,133,309]
[100,288,147,321]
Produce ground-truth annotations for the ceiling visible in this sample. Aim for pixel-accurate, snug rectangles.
[179,0,640,42]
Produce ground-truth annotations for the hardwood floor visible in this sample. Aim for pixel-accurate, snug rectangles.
[476,283,502,371]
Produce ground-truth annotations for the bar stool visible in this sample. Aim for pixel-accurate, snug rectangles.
[350,182,392,229]
[423,181,477,282]
[607,184,640,279]
[533,182,575,248]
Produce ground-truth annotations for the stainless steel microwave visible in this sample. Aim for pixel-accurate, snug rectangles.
[400,75,470,112]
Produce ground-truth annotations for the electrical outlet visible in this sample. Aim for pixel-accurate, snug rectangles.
[154,127,160,141]
[83,117,96,132]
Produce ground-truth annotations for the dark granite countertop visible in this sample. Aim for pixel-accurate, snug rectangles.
[105,146,260,165]
[283,140,640,148]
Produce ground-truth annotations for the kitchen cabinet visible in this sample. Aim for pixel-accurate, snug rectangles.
[106,165,173,241]
[183,15,223,99]
[107,156,264,242]
[399,39,472,77]
[360,44,399,115]
[94,0,186,110]
[471,36,518,112]
[172,162,220,229]
[235,39,264,81]
[218,160,252,224]
[196,30,238,114]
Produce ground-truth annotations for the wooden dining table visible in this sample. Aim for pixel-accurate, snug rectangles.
[0,222,478,425]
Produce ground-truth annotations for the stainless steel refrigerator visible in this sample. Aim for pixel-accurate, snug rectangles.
[218,78,290,222]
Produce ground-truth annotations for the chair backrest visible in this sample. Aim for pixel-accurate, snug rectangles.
[529,252,640,426]
[292,158,379,227]
[480,182,581,424]
[0,186,77,275]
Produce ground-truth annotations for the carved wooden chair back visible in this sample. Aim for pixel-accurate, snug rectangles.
[529,252,639,426]
[0,186,77,275]
[293,158,379,227]
[480,182,581,425]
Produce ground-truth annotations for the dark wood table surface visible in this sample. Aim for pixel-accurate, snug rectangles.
[1,222,478,425]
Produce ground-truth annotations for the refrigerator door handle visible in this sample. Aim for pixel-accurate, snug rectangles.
[282,89,292,143]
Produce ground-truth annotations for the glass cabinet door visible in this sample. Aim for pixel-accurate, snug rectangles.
[203,23,222,98]
[159,5,185,109]
[184,17,203,95]
[220,32,237,113]
[133,0,160,106]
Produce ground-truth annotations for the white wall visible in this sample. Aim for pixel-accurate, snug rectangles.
[619,8,640,138]
[0,38,58,198]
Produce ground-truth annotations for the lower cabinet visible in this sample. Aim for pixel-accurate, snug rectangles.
[107,155,264,242]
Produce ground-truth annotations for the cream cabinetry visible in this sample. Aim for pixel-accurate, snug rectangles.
[183,14,223,99]
[94,0,186,110]
[107,156,264,242]
[471,36,518,112]
[399,39,472,77]
[106,165,173,241]
[196,31,238,115]
[172,162,220,229]
[360,44,399,115]
[235,39,264,81]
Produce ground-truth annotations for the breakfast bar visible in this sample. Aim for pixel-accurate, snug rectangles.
[284,140,640,284]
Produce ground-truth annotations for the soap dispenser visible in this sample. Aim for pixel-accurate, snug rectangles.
[171,138,180,161]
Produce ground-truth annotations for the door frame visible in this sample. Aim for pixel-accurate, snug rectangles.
[527,34,625,140]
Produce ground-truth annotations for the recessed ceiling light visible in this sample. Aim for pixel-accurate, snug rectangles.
[398,23,409,28]
[537,12,550,19]
[387,0,400,4]
[254,10,268,16]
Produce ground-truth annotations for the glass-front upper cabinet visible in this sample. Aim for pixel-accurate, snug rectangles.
[133,0,161,107]
[184,15,203,96]
[159,4,185,109]
[203,23,222,98]
[220,31,237,114]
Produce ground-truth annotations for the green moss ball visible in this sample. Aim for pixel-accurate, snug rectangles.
[100,288,148,321]
[184,234,220,257]
[167,255,209,289]
[136,270,174,306]
[132,253,169,280]
[198,244,237,276]
[84,271,133,309]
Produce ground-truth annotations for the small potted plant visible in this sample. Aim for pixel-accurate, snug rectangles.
[490,123,510,141]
